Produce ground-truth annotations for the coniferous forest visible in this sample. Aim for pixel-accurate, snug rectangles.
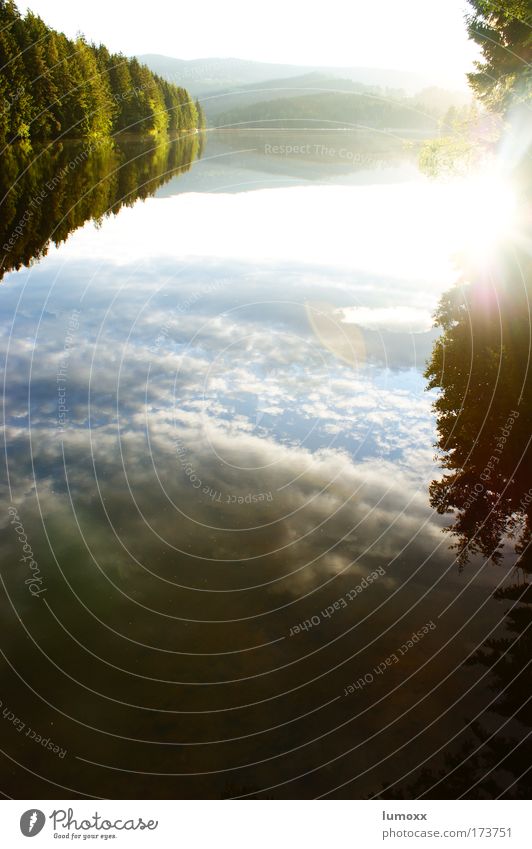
[0,0,205,145]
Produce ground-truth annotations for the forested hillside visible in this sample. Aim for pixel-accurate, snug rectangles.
[0,0,205,145]
[214,91,440,131]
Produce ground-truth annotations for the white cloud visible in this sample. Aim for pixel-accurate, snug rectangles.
[339,305,434,333]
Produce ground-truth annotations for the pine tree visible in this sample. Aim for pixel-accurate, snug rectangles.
[0,1,201,144]
[467,0,532,112]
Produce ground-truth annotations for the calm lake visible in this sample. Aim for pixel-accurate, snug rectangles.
[0,130,527,799]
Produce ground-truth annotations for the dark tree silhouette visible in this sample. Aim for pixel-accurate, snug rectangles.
[425,244,532,568]
[0,134,202,280]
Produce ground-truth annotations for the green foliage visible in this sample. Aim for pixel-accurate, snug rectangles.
[0,0,202,144]
[195,98,206,129]
[466,0,532,113]
[418,3,531,177]
[0,134,201,278]
[418,104,502,177]
[418,136,479,178]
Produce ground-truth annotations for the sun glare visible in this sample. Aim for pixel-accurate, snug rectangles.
[449,170,519,267]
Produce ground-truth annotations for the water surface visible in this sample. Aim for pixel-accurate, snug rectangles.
[0,130,525,799]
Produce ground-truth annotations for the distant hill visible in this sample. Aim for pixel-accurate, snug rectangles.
[137,55,450,97]
[197,73,376,118]
[137,55,470,128]
[213,91,441,131]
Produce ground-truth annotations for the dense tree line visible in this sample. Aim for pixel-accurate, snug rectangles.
[0,0,205,144]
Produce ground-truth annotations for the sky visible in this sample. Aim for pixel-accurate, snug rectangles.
[17,0,479,86]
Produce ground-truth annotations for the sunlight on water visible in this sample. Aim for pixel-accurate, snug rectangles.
[0,130,526,800]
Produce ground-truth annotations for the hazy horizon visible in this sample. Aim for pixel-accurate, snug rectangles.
[17,0,480,89]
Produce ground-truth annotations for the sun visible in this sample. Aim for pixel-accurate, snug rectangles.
[448,169,520,268]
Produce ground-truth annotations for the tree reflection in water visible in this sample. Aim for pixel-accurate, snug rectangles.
[426,246,531,569]
[380,151,532,798]
[0,133,203,282]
